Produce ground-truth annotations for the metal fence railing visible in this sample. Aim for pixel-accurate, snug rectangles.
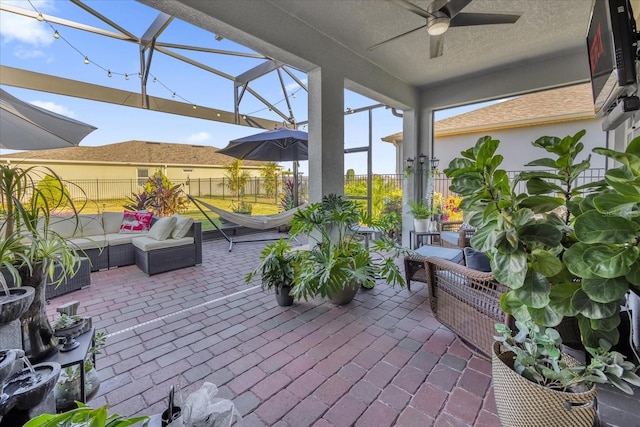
[41,168,606,208]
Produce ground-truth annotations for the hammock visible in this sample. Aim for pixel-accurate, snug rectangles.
[187,195,306,251]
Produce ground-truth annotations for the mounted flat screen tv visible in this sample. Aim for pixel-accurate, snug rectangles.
[587,0,638,118]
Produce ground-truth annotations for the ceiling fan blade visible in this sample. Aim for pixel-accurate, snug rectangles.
[368,24,426,51]
[430,34,444,58]
[388,0,434,19]
[450,12,520,27]
[439,0,473,18]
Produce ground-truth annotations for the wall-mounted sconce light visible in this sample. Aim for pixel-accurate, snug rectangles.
[430,157,440,170]
[405,157,415,170]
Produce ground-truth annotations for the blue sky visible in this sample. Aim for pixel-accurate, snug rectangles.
[0,0,488,174]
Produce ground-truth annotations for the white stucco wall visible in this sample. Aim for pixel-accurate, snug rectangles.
[435,118,608,172]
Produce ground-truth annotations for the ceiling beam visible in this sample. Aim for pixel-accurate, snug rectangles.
[0,66,282,130]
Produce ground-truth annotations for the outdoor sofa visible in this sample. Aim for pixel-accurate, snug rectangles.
[44,212,202,275]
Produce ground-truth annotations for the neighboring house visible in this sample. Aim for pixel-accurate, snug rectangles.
[382,83,608,173]
[0,140,268,199]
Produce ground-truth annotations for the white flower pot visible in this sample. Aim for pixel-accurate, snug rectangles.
[413,218,430,233]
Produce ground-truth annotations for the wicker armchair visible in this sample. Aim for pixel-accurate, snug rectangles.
[424,256,511,358]
[439,220,475,249]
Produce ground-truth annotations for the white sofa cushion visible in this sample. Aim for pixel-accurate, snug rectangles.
[102,212,124,234]
[132,236,194,251]
[171,214,194,239]
[66,236,107,250]
[147,216,177,241]
[79,214,104,236]
[41,215,80,238]
[104,232,147,246]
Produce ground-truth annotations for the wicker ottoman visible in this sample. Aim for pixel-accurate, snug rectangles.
[45,257,91,299]
[404,245,463,290]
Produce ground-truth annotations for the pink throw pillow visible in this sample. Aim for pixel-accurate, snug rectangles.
[119,211,153,233]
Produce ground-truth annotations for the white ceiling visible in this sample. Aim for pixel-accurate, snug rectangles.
[141,0,601,107]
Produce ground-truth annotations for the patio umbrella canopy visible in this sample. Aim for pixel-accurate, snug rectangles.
[219,127,308,161]
[218,127,308,205]
[0,88,97,150]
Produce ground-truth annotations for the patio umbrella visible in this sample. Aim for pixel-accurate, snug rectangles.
[218,127,308,205]
[0,88,97,150]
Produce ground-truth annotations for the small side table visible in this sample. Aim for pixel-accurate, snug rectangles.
[42,327,95,403]
[409,230,440,249]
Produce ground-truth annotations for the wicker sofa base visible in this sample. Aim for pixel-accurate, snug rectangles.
[134,244,199,276]
[108,244,136,268]
[45,256,91,299]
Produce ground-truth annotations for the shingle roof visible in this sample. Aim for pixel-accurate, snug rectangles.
[0,140,266,167]
[381,83,595,142]
[434,83,594,136]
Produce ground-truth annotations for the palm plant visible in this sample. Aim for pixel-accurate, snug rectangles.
[288,194,407,301]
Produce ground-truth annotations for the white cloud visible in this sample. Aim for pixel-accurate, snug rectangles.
[30,100,76,118]
[0,1,55,47]
[185,132,211,143]
[13,46,46,59]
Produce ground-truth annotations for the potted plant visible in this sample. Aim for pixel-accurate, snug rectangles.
[245,238,297,306]
[287,194,407,305]
[444,132,639,425]
[54,332,106,411]
[492,320,640,426]
[24,402,148,427]
[408,199,432,232]
[1,164,83,361]
[445,132,640,348]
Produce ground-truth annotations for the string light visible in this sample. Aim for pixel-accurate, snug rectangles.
[26,0,197,109]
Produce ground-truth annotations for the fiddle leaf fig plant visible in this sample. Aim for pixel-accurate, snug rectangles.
[444,131,639,349]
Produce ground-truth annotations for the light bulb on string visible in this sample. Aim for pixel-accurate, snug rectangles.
[53,30,60,39]
[193,105,197,109]
[172,92,176,98]
[138,72,142,78]
[107,70,112,78]
[125,74,129,80]
[84,57,90,64]
[152,77,157,83]
[36,13,44,21]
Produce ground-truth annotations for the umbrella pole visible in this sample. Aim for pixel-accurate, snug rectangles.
[293,161,299,207]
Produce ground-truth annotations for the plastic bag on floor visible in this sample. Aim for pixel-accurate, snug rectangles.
[182,382,242,427]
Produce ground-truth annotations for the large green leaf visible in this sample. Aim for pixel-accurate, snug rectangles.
[531,249,564,277]
[525,158,557,168]
[583,245,634,279]
[517,195,563,213]
[519,223,563,247]
[513,270,550,308]
[563,242,597,279]
[500,291,531,321]
[574,210,639,244]
[449,176,485,195]
[590,313,621,331]
[626,262,640,286]
[594,193,640,218]
[443,158,475,177]
[572,289,619,319]
[549,282,580,316]
[493,250,527,289]
[594,147,640,174]
[470,222,497,252]
[579,316,620,348]
[582,276,630,303]
[529,305,563,327]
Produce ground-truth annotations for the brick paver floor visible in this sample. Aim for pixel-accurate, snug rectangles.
[46,232,638,426]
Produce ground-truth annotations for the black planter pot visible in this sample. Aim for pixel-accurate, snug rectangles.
[19,264,59,362]
[275,285,294,306]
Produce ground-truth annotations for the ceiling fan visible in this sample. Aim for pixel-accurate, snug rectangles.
[369,0,521,58]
